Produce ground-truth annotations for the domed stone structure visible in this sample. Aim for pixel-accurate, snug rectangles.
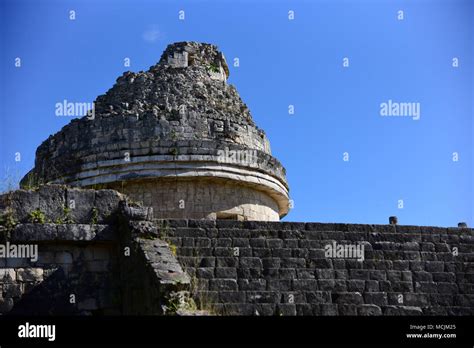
[21,42,290,221]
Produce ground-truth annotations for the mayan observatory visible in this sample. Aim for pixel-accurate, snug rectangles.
[0,42,473,316]
[21,42,289,222]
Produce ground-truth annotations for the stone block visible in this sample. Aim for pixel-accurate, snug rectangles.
[216,257,238,267]
[292,279,318,291]
[276,304,296,316]
[232,238,249,247]
[11,223,57,242]
[432,272,455,283]
[247,291,280,304]
[296,303,313,316]
[195,291,219,306]
[404,293,430,307]
[358,304,382,316]
[425,261,445,273]
[239,257,262,268]
[318,280,335,291]
[332,292,363,305]
[267,280,291,291]
[346,279,365,292]
[249,238,265,248]
[280,258,305,268]
[430,294,454,306]
[214,247,233,257]
[454,294,474,307]
[195,238,211,248]
[391,281,413,292]
[237,268,262,278]
[198,257,215,267]
[252,248,271,258]
[0,268,16,282]
[437,282,458,294]
[238,279,266,291]
[271,248,292,258]
[209,279,238,291]
[364,292,388,306]
[5,190,38,223]
[383,306,423,315]
[215,267,236,278]
[349,269,370,280]
[414,281,438,293]
[266,239,283,248]
[296,269,315,279]
[16,268,43,281]
[94,190,123,223]
[182,237,194,247]
[57,224,93,240]
[338,304,358,315]
[66,188,96,223]
[305,291,331,304]
[317,304,338,316]
[218,291,245,303]
[254,304,276,316]
[281,291,305,304]
[262,258,280,269]
[308,258,332,269]
[315,269,335,280]
[369,270,387,281]
[365,280,379,292]
[222,304,254,315]
[292,248,308,258]
[279,268,296,279]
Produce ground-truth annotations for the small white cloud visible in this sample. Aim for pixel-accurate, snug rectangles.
[143,25,162,43]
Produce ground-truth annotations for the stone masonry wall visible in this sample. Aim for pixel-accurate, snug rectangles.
[1,186,473,316]
[0,186,125,315]
[1,225,121,315]
[0,185,190,315]
[161,220,474,315]
[114,178,280,221]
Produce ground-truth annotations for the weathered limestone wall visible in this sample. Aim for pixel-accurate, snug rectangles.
[1,225,121,315]
[0,186,190,315]
[1,186,472,316]
[113,178,280,221]
[0,186,125,315]
[160,220,474,316]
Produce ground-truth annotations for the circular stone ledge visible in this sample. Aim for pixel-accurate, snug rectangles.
[51,159,289,219]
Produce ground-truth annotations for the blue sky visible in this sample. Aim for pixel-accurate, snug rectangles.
[0,0,472,227]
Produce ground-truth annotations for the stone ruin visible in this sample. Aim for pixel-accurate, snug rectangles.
[21,42,289,222]
[0,186,472,316]
[0,42,472,316]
